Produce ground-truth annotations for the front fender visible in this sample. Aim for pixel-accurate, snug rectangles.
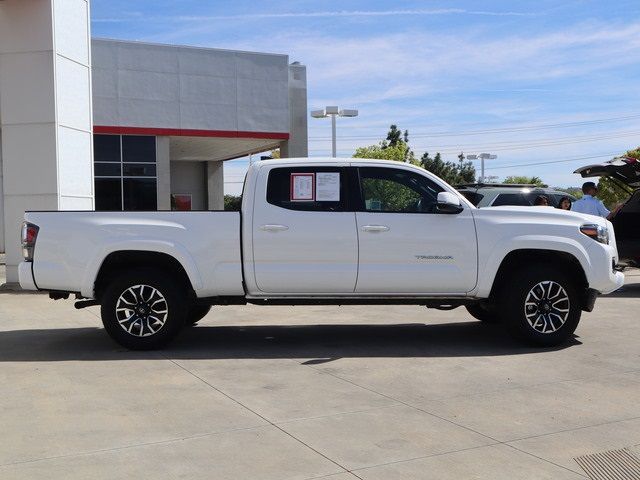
[81,240,203,298]
[476,235,591,298]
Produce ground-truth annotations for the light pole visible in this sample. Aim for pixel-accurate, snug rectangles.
[311,106,358,157]
[465,153,497,183]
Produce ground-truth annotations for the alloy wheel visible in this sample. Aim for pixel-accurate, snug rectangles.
[115,284,169,337]
[524,280,570,334]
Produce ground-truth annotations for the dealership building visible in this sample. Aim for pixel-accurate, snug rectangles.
[0,0,308,283]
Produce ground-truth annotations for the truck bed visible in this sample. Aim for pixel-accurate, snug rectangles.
[24,211,244,298]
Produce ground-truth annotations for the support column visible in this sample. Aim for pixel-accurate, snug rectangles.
[156,137,171,210]
[0,0,94,283]
[207,161,224,210]
[0,130,4,253]
[285,62,308,158]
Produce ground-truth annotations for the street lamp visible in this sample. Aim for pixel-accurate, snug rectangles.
[311,106,358,157]
[465,153,497,183]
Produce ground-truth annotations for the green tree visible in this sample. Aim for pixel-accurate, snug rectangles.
[420,152,475,185]
[385,124,402,146]
[353,124,417,163]
[353,125,475,184]
[353,142,415,162]
[597,177,630,210]
[224,195,242,211]
[503,176,545,186]
[385,124,409,148]
[554,187,583,199]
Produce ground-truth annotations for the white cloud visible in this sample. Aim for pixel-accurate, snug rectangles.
[93,8,539,23]
[175,9,538,22]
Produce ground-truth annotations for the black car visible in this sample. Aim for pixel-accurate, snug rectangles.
[456,183,576,208]
[575,156,640,266]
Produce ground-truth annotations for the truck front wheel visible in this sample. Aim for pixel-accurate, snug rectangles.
[499,264,581,346]
[100,268,187,350]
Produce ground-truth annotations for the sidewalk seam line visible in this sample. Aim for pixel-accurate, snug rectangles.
[165,357,361,479]
[300,360,590,478]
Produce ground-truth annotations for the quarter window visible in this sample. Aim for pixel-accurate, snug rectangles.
[359,167,443,213]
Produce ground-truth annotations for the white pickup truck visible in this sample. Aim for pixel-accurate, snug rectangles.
[19,158,624,350]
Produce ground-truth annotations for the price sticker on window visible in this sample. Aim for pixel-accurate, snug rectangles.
[316,172,340,201]
[290,173,315,201]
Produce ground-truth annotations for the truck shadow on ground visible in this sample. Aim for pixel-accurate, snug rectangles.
[0,321,580,362]
[603,282,640,298]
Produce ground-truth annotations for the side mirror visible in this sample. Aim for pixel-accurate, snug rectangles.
[436,192,464,214]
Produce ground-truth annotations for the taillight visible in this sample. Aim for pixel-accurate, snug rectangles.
[21,222,39,262]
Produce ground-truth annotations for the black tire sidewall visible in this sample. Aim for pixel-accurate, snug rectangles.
[186,305,212,325]
[499,264,581,346]
[100,268,187,350]
[466,303,500,323]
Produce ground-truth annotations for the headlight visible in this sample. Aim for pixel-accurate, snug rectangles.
[580,224,609,244]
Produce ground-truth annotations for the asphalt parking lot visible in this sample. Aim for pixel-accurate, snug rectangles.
[0,263,639,479]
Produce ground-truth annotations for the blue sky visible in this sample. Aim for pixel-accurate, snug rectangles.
[91,1,640,193]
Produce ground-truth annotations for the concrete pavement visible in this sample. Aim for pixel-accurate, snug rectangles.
[0,264,638,479]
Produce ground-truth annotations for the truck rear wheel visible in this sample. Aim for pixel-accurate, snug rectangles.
[465,303,500,323]
[100,268,187,350]
[186,305,211,326]
[498,264,581,346]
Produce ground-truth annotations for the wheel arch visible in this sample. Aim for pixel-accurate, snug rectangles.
[93,250,197,301]
[488,249,588,299]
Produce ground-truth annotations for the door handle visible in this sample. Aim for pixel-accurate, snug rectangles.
[260,224,289,232]
[361,225,390,232]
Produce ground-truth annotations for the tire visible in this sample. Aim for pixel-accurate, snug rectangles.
[100,268,187,350]
[466,303,500,323]
[498,263,581,347]
[186,305,211,326]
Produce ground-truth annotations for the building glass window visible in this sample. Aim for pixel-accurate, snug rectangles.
[94,135,120,162]
[123,178,157,210]
[94,134,157,211]
[123,135,156,163]
[95,178,123,211]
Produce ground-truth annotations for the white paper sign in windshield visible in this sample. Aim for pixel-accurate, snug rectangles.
[315,172,340,201]
[290,173,315,201]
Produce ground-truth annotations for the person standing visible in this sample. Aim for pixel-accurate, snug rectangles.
[571,182,610,218]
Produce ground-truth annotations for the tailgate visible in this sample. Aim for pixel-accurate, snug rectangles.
[574,156,640,188]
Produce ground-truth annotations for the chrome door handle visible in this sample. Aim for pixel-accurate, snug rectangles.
[260,224,289,232]
[361,225,390,232]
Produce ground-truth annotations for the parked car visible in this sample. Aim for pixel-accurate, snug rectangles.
[456,183,577,208]
[575,156,640,266]
[19,158,623,349]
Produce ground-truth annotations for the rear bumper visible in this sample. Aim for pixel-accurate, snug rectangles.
[18,262,38,291]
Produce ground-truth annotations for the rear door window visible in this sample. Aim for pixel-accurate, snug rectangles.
[266,166,348,211]
[491,193,531,206]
